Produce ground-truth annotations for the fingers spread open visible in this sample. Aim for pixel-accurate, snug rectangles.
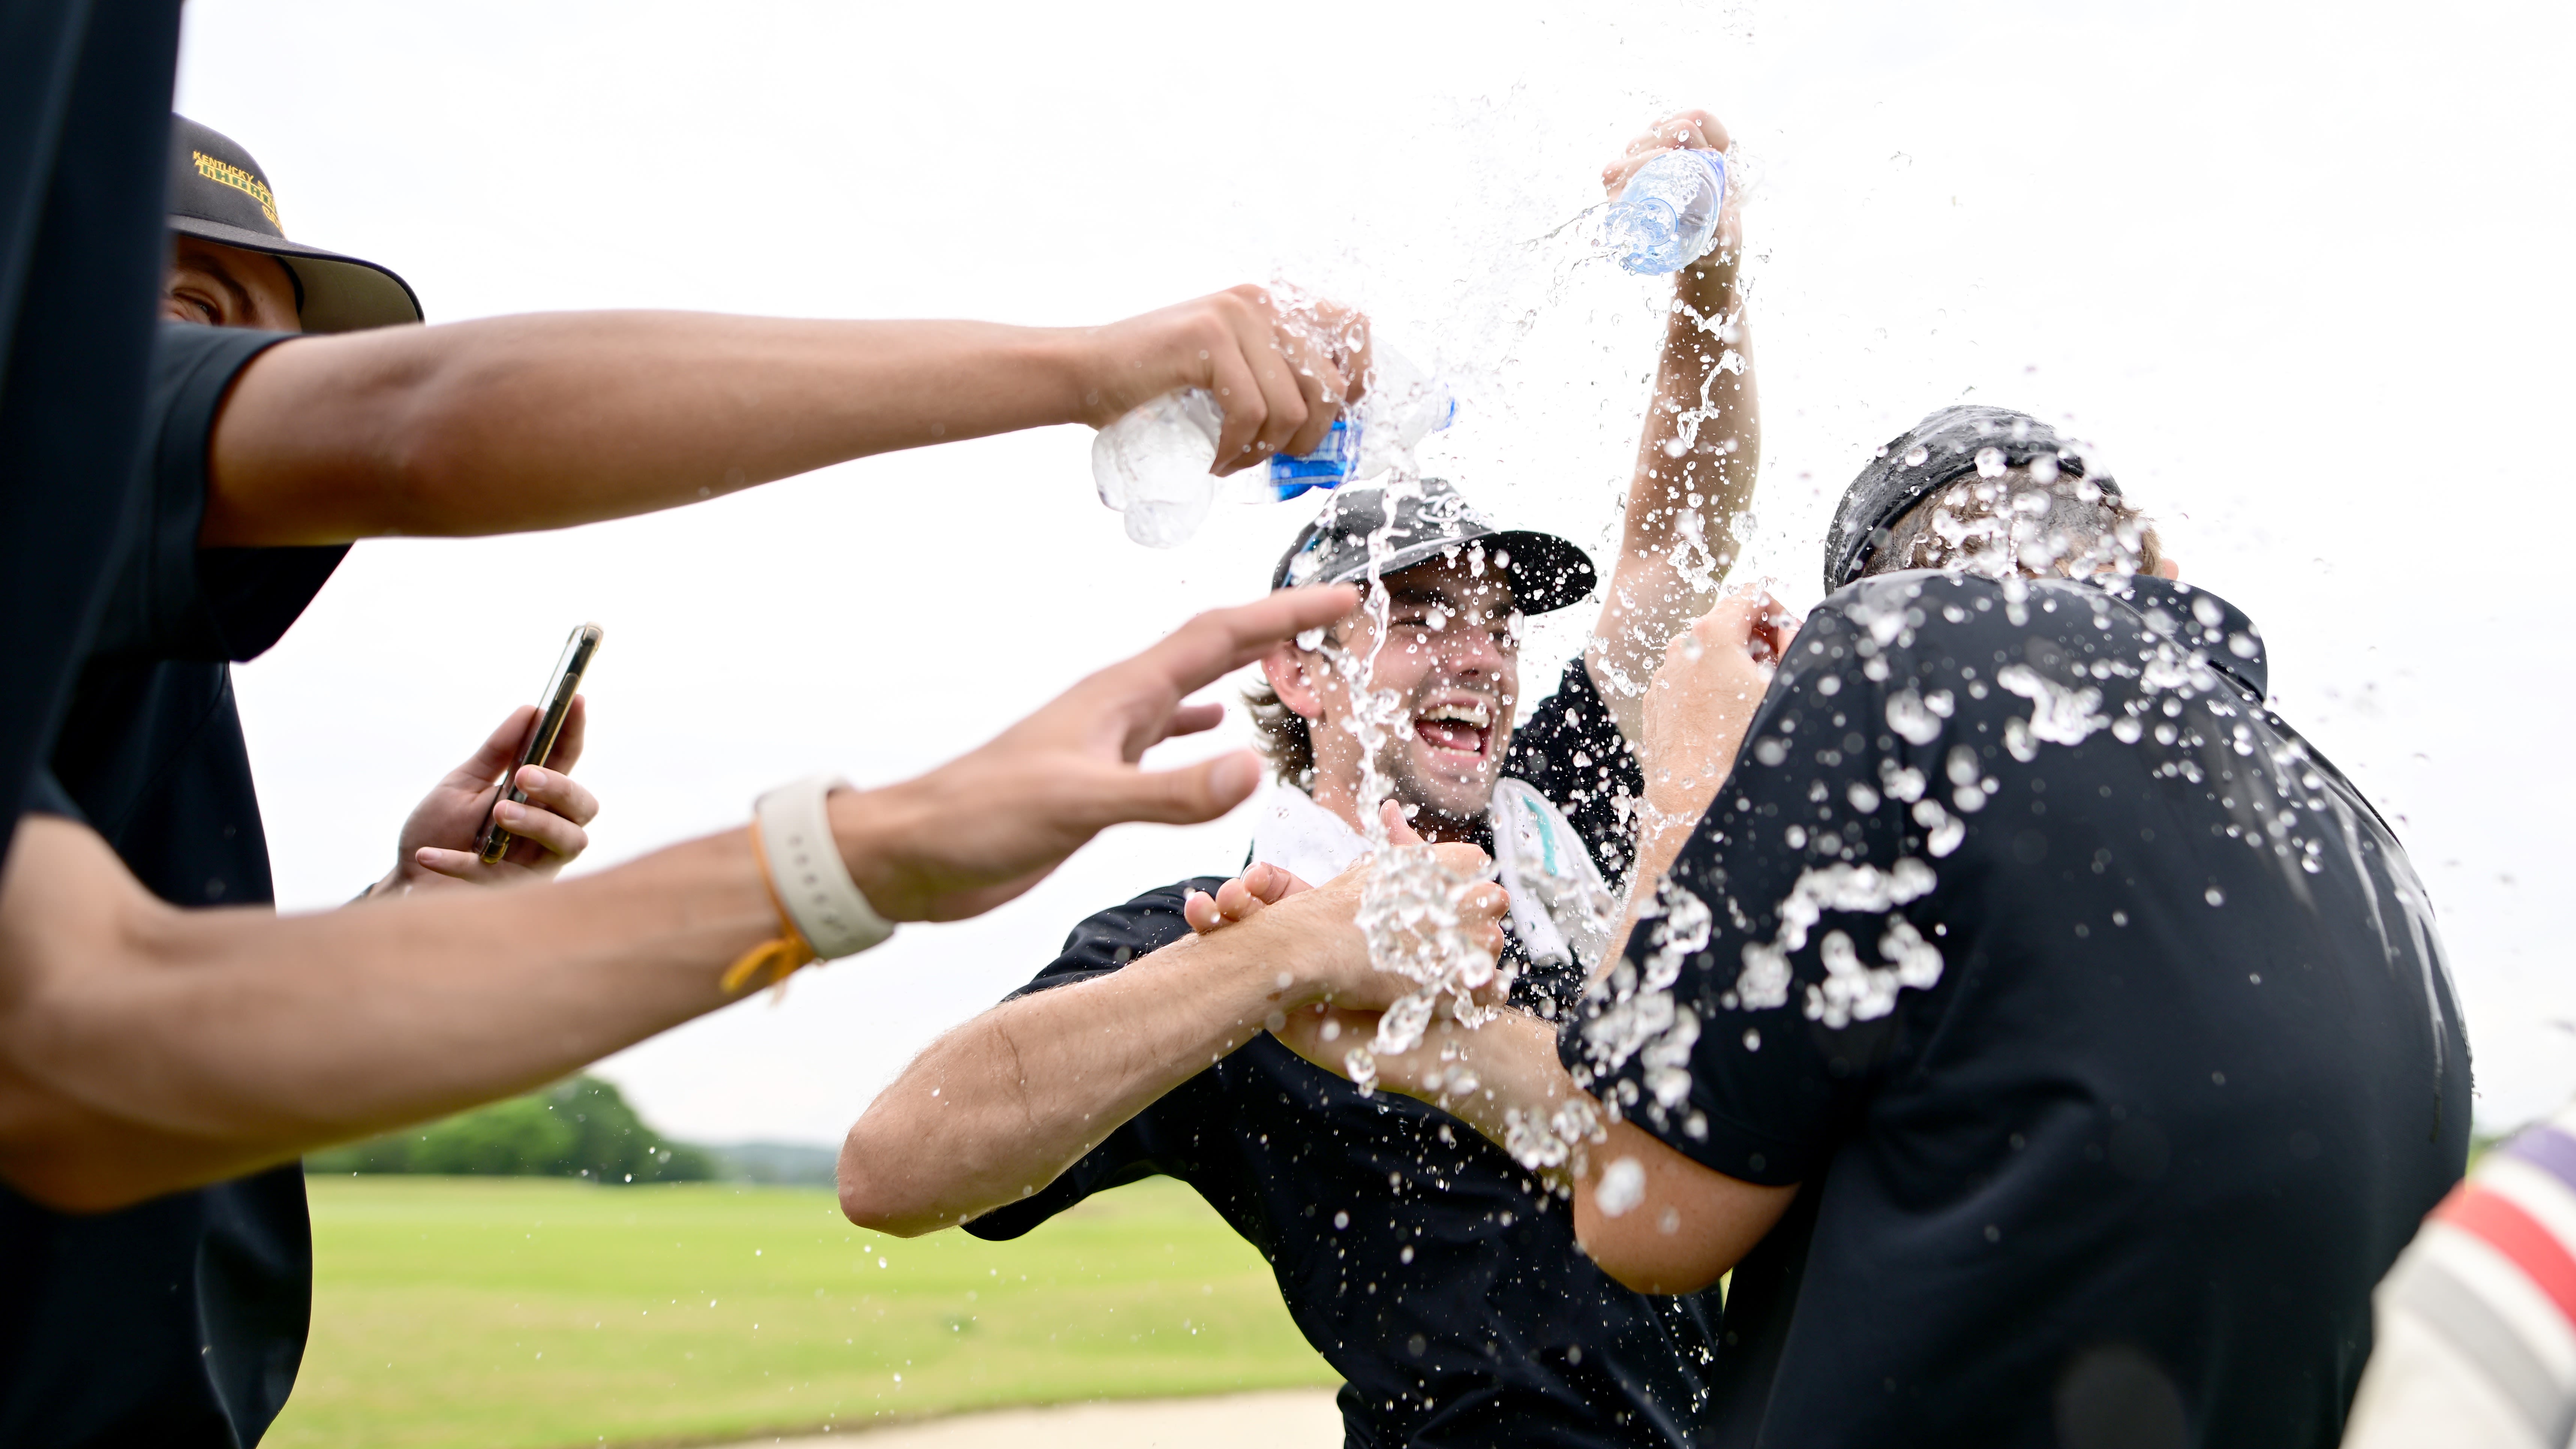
[1143,587,1362,698]
[1158,701,1225,744]
[1086,750,1264,829]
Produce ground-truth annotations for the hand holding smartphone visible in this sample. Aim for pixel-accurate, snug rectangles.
[477,623,604,864]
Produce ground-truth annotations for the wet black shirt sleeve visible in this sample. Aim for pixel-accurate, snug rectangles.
[49,324,344,905]
[79,323,343,668]
[963,880,1228,1239]
[1503,656,1645,886]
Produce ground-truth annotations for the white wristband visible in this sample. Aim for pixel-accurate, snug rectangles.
[753,774,895,960]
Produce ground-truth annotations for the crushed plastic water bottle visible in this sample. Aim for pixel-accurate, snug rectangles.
[1604,148,1728,276]
[1091,347,1456,548]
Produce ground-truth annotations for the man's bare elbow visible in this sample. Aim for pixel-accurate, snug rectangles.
[835,1124,895,1229]
[835,1123,948,1237]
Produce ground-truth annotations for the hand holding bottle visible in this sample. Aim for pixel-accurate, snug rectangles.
[1092,322,1457,549]
[1602,110,1739,277]
[1068,285,1368,478]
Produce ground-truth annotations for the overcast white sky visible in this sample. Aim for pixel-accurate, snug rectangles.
[176,0,2575,1146]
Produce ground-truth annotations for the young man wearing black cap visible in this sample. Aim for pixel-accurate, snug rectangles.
[2,118,616,1449]
[838,112,1760,1446]
[1264,405,2470,1446]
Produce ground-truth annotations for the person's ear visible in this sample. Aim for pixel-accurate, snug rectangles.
[1262,644,1327,721]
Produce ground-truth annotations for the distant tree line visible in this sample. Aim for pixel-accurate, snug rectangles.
[306,1075,718,1183]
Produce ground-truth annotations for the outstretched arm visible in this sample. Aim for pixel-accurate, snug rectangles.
[202,288,1363,547]
[839,847,1502,1237]
[1587,109,1761,746]
[0,587,1356,1212]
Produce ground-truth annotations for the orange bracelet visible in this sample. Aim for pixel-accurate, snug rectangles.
[721,819,820,995]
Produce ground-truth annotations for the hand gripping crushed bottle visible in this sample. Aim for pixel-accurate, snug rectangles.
[1603,147,1728,276]
[1091,346,1457,548]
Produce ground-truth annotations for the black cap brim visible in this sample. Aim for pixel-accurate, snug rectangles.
[1297,526,1596,615]
[170,215,422,334]
[1271,478,1598,616]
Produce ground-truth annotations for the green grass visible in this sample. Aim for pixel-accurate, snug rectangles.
[268,1175,1338,1449]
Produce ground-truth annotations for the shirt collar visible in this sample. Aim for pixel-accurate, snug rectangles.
[1247,784,1371,886]
[2088,574,2269,700]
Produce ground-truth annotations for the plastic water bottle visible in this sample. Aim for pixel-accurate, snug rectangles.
[1604,149,1728,276]
[1092,347,1456,547]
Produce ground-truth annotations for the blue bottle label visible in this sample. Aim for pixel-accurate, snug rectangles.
[1256,419,1361,501]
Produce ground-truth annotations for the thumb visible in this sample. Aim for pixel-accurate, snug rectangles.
[1095,750,1266,827]
[457,705,538,785]
[1378,798,1427,846]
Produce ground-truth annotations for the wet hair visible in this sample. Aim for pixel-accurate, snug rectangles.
[1244,679,1316,788]
[1867,466,2162,581]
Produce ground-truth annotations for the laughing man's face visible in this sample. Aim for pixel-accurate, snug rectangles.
[1306,556,1522,834]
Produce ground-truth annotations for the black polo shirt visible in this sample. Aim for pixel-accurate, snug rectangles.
[1567,570,2471,1448]
[969,661,1721,1448]
[1,323,344,1449]
[0,0,188,872]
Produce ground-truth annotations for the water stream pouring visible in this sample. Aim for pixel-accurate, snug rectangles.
[1091,346,1457,548]
[1603,149,1728,276]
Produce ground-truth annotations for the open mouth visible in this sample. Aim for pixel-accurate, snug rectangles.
[1414,700,1494,761]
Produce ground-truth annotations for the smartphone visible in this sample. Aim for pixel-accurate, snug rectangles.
[476,623,604,864]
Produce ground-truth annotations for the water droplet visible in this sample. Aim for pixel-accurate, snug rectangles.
[1597,1158,1647,1217]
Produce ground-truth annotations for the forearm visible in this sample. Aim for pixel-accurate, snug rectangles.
[1380,1012,1571,1162]
[839,930,1290,1235]
[0,813,774,1210]
[1590,268,1761,727]
[1631,268,1758,565]
[203,312,1096,546]
[1606,786,1722,983]
[1386,1012,1786,1295]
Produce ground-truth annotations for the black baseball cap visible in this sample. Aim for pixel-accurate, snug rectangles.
[167,115,422,333]
[1269,478,1596,615]
[1824,404,2115,591]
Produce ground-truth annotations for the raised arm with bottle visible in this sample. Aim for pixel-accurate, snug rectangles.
[1583,108,1761,752]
